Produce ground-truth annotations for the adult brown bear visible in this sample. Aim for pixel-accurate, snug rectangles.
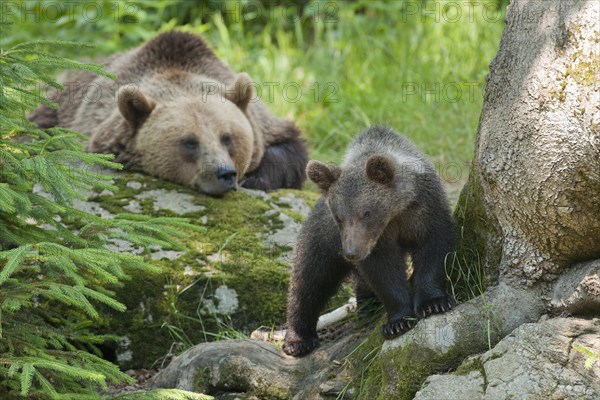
[30,31,308,195]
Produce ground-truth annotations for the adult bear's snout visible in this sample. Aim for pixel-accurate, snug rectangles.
[215,165,237,190]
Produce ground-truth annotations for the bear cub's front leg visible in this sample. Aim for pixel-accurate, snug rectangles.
[283,199,351,357]
[354,241,417,340]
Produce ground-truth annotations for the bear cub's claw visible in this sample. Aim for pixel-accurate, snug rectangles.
[282,337,320,357]
[381,317,416,339]
[415,295,455,318]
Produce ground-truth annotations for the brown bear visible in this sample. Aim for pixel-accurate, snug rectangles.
[29,31,308,195]
[283,126,455,357]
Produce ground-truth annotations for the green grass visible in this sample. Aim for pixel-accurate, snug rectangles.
[3,0,506,193]
[204,1,505,169]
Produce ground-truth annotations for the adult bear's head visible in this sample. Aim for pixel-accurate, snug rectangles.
[92,72,260,196]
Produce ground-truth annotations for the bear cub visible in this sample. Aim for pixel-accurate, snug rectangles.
[283,126,454,357]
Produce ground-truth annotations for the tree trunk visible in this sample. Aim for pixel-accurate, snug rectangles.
[456,0,600,288]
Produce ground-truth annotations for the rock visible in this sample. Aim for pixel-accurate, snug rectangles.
[33,183,114,218]
[202,285,239,316]
[106,238,143,254]
[126,181,143,190]
[318,380,354,398]
[123,200,142,213]
[336,282,546,400]
[135,189,206,214]
[64,170,319,369]
[414,371,484,400]
[149,294,596,399]
[149,249,185,260]
[150,340,295,397]
[148,244,185,261]
[382,282,545,355]
[415,317,600,400]
[275,194,312,216]
[551,259,600,315]
[150,332,364,400]
[72,197,114,218]
[264,211,302,249]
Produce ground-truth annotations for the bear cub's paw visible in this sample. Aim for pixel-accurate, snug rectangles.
[381,317,417,339]
[282,337,320,357]
[415,295,455,318]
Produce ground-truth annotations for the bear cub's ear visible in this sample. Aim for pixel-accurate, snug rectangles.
[366,155,395,185]
[225,73,254,112]
[307,160,341,192]
[117,86,156,129]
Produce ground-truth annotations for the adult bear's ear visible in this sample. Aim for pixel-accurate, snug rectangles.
[366,155,395,185]
[224,73,254,112]
[117,85,156,129]
[307,160,341,192]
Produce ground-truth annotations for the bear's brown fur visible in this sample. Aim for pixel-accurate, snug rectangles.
[283,126,454,357]
[29,31,308,195]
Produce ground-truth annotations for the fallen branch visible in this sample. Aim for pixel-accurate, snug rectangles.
[251,297,357,342]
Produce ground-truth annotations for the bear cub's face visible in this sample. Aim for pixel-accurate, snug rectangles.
[308,155,414,262]
[116,73,255,196]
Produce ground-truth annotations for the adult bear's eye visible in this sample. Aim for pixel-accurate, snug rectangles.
[220,134,233,146]
[363,211,371,218]
[181,138,199,151]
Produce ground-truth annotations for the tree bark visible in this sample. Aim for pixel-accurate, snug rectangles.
[456,0,600,288]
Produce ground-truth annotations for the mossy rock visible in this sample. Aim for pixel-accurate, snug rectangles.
[347,301,503,399]
[80,171,320,369]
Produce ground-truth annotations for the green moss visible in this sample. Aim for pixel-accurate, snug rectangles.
[90,172,311,369]
[355,341,468,400]
[193,366,212,394]
[253,378,291,400]
[279,209,306,223]
[270,189,320,209]
[456,355,490,391]
[220,258,289,327]
[349,324,453,400]
[98,259,210,368]
[553,79,568,103]
[562,56,599,95]
[455,356,482,376]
